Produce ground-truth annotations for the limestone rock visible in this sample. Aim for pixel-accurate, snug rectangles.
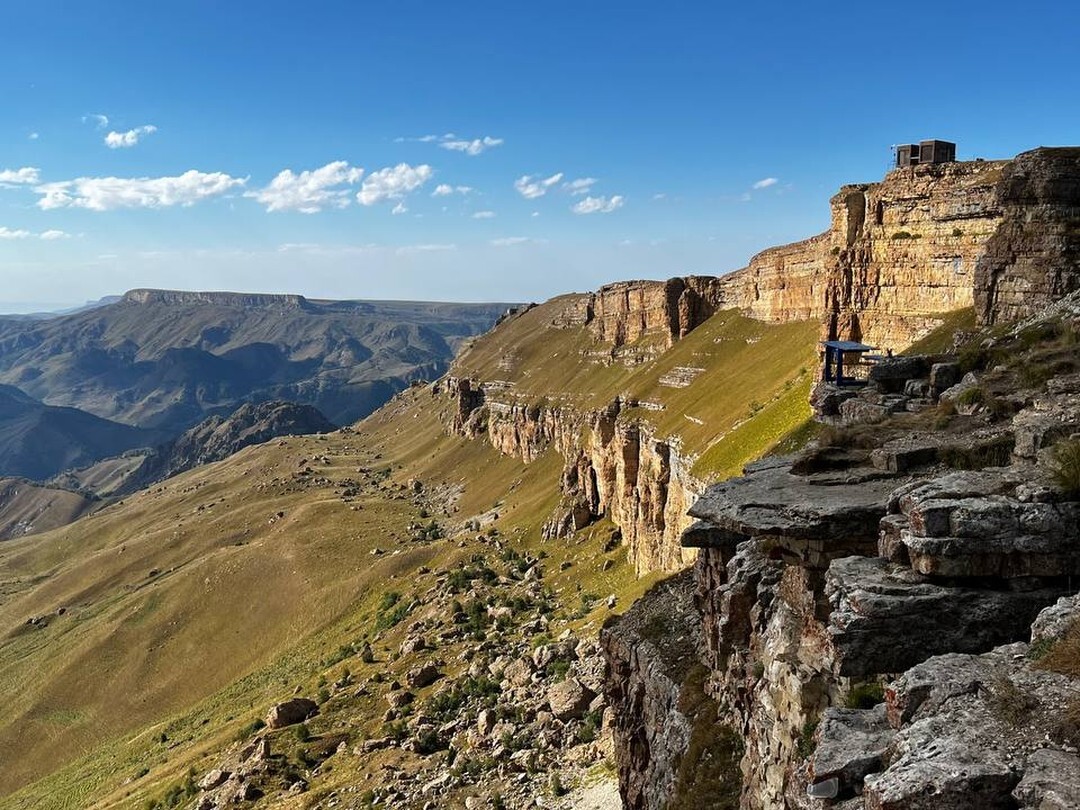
[811,704,894,797]
[862,715,1021,810]
[825,557,1059,677]
[406,662,442,689]
[265,698,318,729]
[1012,749,1080,809]
[974,147,1080,325]
[547,678,595,721]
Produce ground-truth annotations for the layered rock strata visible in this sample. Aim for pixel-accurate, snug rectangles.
[442,377,700,574]
[606,366,1080,808]
[974,147,1080,324]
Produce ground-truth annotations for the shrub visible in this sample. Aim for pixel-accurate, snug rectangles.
[956,386,987,407]
[1050,439,1080,495]
[844,680,885,709]
[294,723,311,742]
[891,230,914,240]
[952,227,964,237]
[796,718,818,759]
[549,774,567,797]
[987,673,1036,725]
[374,591,411,632]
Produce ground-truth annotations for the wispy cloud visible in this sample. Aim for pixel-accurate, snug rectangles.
[83,113,109,129]
[514,172,563,199]
[440,136,503,156]
[490,236,547,247]
[396,243,457,254]
[105,124,158,149]
[0,167,41,186]
[431,184,474,197]
[398,133,503,156]
[572,194,624,214]
[27,132,39,141]
[0,226,72,240]
[472,210,496,219]
[357,163,433,205]
[752,177,778,190]
[562,177,597,196]
[246,161,363,213]
[35,170,246,211]
[394,133,453,144]
[392,201,408,215]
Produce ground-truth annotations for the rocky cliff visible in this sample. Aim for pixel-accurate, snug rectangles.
[717,147,1080,353]
[719,159,1006,351]
[117,400,336,494]
[604,299,1080,809]
[974,147,1080,324]
[443,376,702,574]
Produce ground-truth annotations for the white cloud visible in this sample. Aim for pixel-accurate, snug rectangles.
[514,172,563,199]
[357,163,433,205]
[752,177,778,190]
[0,167,41,185]
[35,170,246,211]
[104,125,158,149]
[396,243,457,254]
[472,210,496,219]
[490,236,547,247]
[563,177,597,196]
[0,226,69,240]
[652,192,667,200]
[28,132,39,141]
[83,113,109,129]
[400,133,502,156]
[440,136,503,156]
[572,194,625,215]
[245,161,363,213]
[432,184,474,197]
[392,201,408,215]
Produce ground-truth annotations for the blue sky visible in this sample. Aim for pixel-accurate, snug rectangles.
[1,0,1077,310]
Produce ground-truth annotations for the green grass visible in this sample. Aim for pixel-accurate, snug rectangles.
[0,297,824,808]
[901,307,976,356]
[692,373,814,480]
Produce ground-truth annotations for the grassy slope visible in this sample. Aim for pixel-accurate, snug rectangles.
[0,298,819,808]
[454,298,819,482]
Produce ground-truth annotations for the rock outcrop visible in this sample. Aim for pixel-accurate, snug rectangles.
[588,277,727,349]
[606,311,1080,808]
[974,147,1080,324]
[718,159,1006,351]
[119,400,336,494]
[443,381,701,574]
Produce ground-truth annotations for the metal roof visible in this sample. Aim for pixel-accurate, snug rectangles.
[821,340,875,351]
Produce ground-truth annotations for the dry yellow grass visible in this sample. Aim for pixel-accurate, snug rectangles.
[0,301,819,808]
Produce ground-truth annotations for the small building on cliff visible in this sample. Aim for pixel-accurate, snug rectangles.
[895,139,957,167]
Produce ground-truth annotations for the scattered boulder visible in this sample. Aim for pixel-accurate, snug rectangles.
[406,662,442,689]
[265,698,318,729]
[547,678,595,721]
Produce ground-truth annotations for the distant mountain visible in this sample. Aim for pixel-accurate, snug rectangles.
[0,295,122,321]
[0,384,165,480]
[117,400,336,494]
[0,289,515,435]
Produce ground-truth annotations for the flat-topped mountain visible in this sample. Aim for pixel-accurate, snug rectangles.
[0,290,514,435]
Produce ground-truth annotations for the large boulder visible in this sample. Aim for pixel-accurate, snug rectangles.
[265,698,318,729]
[547,678,596,721]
